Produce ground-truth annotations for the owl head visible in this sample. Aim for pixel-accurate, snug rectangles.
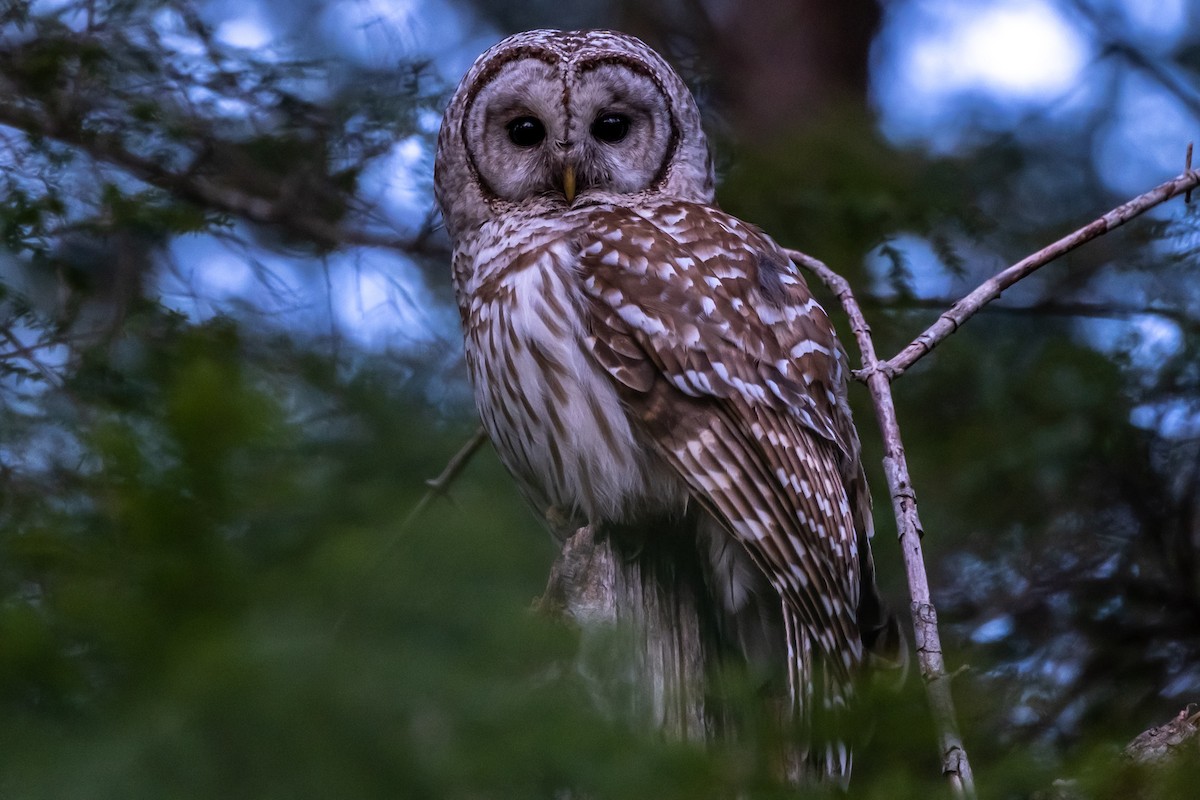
[435,29,716,240]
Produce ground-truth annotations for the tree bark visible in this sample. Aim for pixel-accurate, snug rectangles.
[1123,706,1200,766]
[538,524,718,742]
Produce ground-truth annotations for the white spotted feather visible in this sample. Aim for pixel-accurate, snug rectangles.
[435,28,896,784]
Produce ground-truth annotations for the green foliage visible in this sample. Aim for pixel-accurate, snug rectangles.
[0,317,673,798]
[3,0,1200,795]
[0,312,1194,797]
[0,314,860,798]
[717,107,983,283]
[0,0,439,267]
[98,185,212,239]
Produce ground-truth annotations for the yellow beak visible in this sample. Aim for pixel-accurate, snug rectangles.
[562,165,576,203]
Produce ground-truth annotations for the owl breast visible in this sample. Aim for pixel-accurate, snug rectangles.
[456,216,687,529]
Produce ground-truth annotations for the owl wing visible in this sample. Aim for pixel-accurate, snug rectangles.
[575,201,865,684]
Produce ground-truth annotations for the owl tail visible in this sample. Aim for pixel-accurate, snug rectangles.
[782,604,855,785]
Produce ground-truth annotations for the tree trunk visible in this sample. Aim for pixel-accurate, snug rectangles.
[538,523,719,742]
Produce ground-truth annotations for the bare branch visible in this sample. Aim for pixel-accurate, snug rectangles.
[884,168,1200,378]
[789,167,1197,792]
[334,427,488,635]
[399,426,489,533]
[787,248,978,798]
[1187,143,1194,203]
[861,294,1200,331]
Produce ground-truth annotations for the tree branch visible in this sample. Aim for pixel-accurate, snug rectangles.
[335,427,488,636]
[860,294,1200,332]
[784,164,1198,795]
[787,248,978,798]
[0,99,443,256]
[399,426,489,533]
[0,325,65,388]
[884,167,1200,377]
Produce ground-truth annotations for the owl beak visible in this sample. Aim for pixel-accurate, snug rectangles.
[562,164,576,204]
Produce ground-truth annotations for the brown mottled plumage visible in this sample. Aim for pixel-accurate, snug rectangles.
[435,29,896,782]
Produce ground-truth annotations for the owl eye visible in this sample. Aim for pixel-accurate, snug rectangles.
[591,113,630,143]
[506,116,546,147]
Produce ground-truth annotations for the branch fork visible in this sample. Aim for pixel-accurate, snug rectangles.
[786,159,1200,797]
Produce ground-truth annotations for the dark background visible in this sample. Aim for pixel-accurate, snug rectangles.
[2,0,1199,796]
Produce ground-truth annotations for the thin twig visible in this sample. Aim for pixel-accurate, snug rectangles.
[1186,143,1193,203]
[884,167,1200,377]
[0,326,64,387]
[400,426,489,533]
[334,426,489,635]
[788,248,977,799]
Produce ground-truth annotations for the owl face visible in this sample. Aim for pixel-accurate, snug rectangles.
[464,54,675,202]
[435,30,716,239]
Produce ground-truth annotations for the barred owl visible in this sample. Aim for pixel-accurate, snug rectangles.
[434,29,897,781]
